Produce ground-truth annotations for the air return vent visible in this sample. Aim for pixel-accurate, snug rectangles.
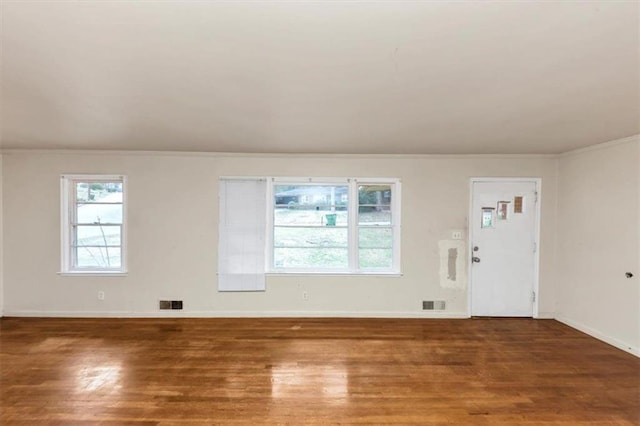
[422,300,446,310]
[159,300,183,310]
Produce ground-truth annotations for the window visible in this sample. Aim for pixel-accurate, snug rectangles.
[272,183,349,270]
[61,175,126,274]
[358,184,394,270]
[269,178,400,274]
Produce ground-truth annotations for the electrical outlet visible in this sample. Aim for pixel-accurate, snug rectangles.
[97,291,105,301]
[302,291,309,301]
[451,231,463,240]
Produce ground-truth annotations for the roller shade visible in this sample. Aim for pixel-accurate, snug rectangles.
[218,178,266,291]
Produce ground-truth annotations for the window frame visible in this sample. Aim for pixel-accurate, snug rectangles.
[60,174,128,276]
[267,177,401,275]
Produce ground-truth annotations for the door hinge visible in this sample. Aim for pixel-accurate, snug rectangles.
[534,191,538,203]
[532,291,536,302]
[533,242,537,253]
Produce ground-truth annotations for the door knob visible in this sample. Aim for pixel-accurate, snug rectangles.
[473,246,479,252]
[472,256,481,263]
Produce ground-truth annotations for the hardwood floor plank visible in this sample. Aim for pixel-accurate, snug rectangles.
[1,318,638,424]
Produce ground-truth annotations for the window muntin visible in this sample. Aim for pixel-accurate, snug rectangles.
[61,176,126,273]
[269,179,400,274]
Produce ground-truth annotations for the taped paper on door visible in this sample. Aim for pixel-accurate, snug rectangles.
[497,201,510,220]
[514,196,524,213]
[481,207,495,228]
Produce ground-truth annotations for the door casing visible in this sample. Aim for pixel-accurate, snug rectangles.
[467,177,542,318]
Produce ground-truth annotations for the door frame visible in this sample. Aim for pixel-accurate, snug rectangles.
[467,177,542,318]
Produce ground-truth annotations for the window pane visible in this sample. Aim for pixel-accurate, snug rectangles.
[359,248,393,269]
[274,185,348,227]
[358,206,391,225]
[358,185,391,206]
[275,227,348,248]
[76,203,123,224]
[75,247,121,268]
[76,182,123,203]
[274,248,348,269]
[75,225,121,246]
[358,185,392,225]
[358,228,393,249]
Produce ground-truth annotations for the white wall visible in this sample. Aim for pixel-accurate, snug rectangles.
[556,136,640,355]
[1,151,558,318]
[0,153,3,316]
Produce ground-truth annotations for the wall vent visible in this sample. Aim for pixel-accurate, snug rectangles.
[159,300,183,310]
[423,300,446,310]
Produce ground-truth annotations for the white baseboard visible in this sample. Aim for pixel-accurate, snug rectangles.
[556,315,639,357]
[536,311,555,319]
[1,309,470,319]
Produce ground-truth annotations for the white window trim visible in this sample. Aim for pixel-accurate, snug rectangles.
[60,174,128,276]
[266,177,401,275]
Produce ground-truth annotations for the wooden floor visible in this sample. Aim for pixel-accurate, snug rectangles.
[0,318,638,425]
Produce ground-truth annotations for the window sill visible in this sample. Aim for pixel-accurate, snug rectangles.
[267,272,402,277]
[58,271,128,277]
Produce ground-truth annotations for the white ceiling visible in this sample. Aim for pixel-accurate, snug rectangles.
[1,1,638,154]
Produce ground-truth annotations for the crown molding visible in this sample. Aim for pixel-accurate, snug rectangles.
[0,148,558,160]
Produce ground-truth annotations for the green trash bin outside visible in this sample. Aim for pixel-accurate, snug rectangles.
[325,213,337,226]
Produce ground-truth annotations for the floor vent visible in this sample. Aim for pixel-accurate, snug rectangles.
[423,300,446,310]
[160,300,183,310]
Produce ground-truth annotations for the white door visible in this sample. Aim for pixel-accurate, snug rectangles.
[470,180,538,317]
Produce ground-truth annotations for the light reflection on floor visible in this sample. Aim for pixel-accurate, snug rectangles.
[68,347,124,394]
[271,362,349,404]
[76,363,123,393]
